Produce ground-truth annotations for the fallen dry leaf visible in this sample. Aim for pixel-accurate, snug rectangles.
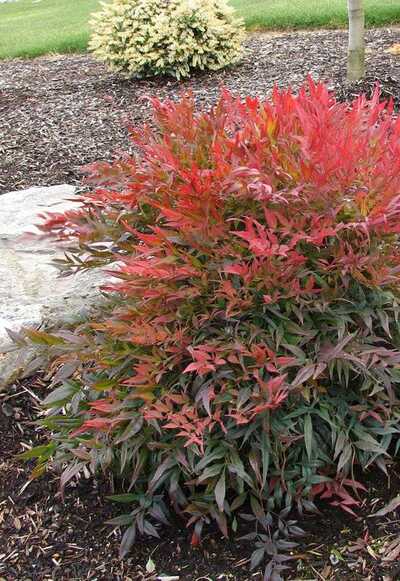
[386,43,400,55]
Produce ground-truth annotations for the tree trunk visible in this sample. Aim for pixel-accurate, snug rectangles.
[347,0,365,81]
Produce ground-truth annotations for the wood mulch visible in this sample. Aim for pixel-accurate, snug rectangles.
[1,28,400,194]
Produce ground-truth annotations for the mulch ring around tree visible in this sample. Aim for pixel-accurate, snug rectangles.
[1,375,400,580]
[1,28,400,194]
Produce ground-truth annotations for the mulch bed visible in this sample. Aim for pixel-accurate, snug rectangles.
[1,376,400,580]
[1,28,400,194]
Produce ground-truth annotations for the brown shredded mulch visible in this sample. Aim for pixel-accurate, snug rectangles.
[1,377,400,580]
[1,28,400,194]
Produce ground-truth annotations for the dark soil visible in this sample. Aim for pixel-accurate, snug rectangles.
[1,28,400,194]
[1,376,400,580]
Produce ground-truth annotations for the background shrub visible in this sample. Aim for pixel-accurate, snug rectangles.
[89,0,245,79]
[25,81,400,571]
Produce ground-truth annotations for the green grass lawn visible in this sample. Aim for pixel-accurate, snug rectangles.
[0,0,99,59]
[0,0,399,60]
[233,0,400,30]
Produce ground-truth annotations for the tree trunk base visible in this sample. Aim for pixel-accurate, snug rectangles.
[347,49,365,82]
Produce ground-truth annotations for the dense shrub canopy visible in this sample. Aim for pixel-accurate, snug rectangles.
[26,81,400,569]
[89,0,244,79]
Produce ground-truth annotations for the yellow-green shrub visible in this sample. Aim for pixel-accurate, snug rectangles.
[89,0,245,79]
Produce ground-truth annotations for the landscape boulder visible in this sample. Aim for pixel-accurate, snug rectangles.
[0,184,105,388]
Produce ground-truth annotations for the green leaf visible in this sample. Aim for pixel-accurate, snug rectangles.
[354,440,387,455]
[215,470,226,512]
[18,443,56,460]
[334,431,347,460]
[337,444,353,473]
[260,431,270,488]
[250,546,265,570]
[92,378,118,391]
[143,520,160,538]
[106,514,134,526]
[250,495,264,519]
[42,382,78,407]
[119,524,136,558]
[115,416,144,444]
[198,464,224,482]
[196,447,226,471]
[230,492,247,511]
[25,329,66,346]
[227,462,254,487]
[148,457,176,493]
[304,414,313,460]
[309,474,332,484]
[107,493,139,503]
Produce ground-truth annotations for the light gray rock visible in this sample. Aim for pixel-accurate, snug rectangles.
[0,184,105,388]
